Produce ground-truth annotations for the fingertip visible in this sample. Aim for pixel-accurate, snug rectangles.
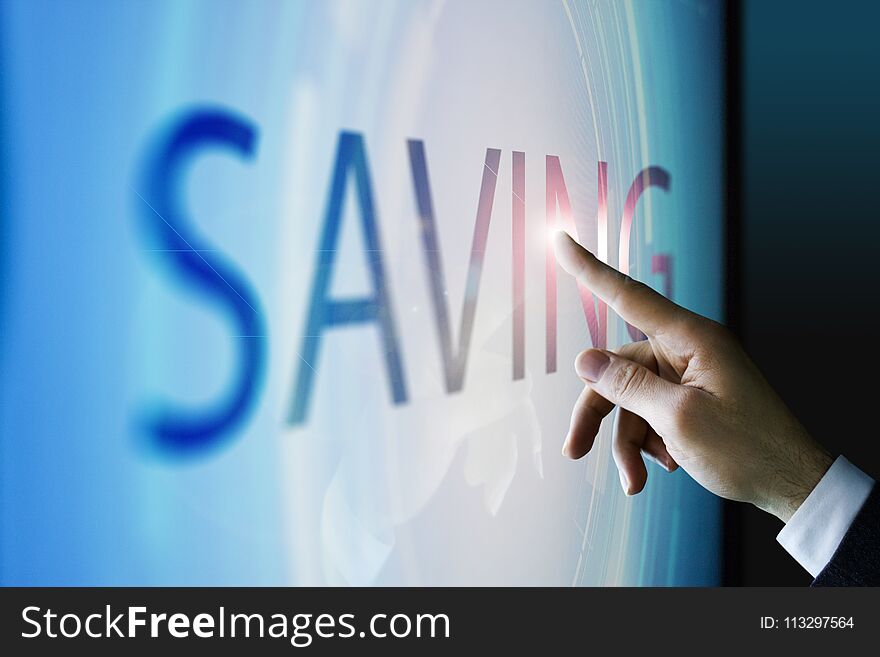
[552,229,574,250]
[574,349,611,383]
[561,432,584,460]
[552,230,571,265]
[648,453,678,473]
[634,471,648,493]
[553,230,594,277]
[643,433,679,473]
[563,439,589,461]
[565,386,608,461]
[561,434,573,459]
[618,469,629,494]
[622,469,647,496]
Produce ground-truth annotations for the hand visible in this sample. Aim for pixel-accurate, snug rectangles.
[553,231,832,522]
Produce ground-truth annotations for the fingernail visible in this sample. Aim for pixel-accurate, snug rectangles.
[618,470,630,495]
[575,350,610,382]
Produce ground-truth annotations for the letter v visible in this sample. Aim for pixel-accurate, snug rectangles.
[407,141,501,393]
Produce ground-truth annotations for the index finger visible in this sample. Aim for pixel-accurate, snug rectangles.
[553,230,681,336]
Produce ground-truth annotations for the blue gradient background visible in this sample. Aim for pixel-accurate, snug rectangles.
[1,0,724,585]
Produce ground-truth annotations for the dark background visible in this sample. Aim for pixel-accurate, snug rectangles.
[728,0,880,585]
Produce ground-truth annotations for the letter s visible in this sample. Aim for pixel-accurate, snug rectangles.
[136,108,265,455]
[22,606,41,638]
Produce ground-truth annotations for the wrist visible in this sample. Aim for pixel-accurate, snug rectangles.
[758,440,833,523]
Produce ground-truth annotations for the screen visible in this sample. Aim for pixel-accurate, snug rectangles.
[0,0,725,585]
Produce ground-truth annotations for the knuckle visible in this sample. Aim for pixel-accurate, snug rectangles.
[616,340,644,360]
[697,320,742,364]
[700,317,733,344]
[666,387,701,434]
[677,315,730,353]
[609,360,646,402]
[612,275,644,314]
[625,277,651,296]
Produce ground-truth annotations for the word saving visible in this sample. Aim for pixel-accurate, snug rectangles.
[136,107,670,454]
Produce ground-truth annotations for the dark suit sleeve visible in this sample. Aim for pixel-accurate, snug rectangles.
[812,483,880,586]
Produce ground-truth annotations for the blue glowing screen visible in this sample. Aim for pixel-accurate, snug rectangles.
[1,0,724,585]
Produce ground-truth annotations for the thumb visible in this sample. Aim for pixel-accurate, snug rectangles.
[574,348,683,434]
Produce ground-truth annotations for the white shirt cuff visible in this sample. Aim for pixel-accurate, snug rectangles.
[776,456,874,577]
